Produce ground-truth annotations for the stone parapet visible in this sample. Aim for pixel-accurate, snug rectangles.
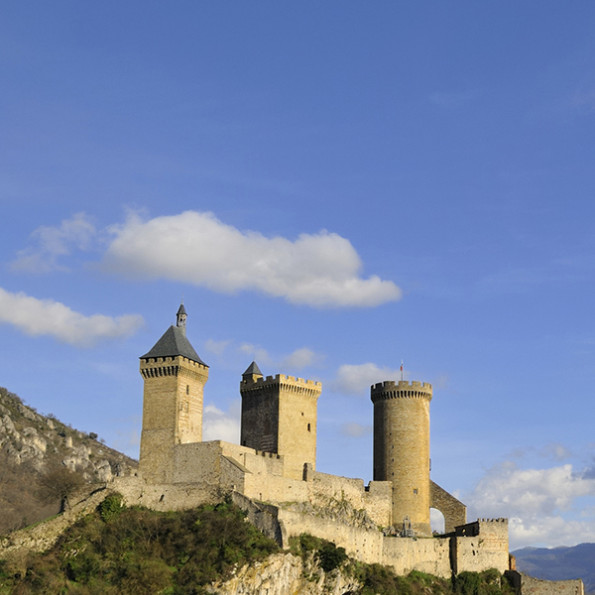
[371,380,432,403]
[241,374,322,398]
[140,355,208,380]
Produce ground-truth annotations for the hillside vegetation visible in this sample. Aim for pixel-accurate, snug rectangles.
[0,496,515,594]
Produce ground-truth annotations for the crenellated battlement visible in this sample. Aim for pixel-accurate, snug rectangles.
[140,355,207,370]
[241,373,322,394]
[370,380,432,402]
[140,355,208,380]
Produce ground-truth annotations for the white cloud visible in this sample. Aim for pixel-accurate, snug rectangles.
[465,460,595,548]
[102,210,401,308]
[281,347,320,370]
[11,212,96,273]
[238,342,323,373]
[341,422,372,438]
[0,287,144,347]
[332,363,403,396]
[203,402,241,443]
[239,343,273,366]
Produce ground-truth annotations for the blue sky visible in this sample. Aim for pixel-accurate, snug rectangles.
[2,2,595,549]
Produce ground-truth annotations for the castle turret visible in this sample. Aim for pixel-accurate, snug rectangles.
[139,304,209,483]
[240,366,322,480]
[371,380,433,536]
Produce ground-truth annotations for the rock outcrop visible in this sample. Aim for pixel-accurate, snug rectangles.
[0,387,137,533]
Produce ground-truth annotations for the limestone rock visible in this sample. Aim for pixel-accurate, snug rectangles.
[207,553,361,595]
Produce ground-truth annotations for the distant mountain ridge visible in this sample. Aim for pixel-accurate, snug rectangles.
[0,386,137,534]
[513,543,595,594]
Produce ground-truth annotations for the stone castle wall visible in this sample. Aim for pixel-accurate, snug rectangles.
[453,519,510,574]
[112,442,511,580]
[140,440,392,529]
[510,572,585,595]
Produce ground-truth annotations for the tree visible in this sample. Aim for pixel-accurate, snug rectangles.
[36,465,85,512]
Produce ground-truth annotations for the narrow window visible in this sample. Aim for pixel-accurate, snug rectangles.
[307,423,311,432]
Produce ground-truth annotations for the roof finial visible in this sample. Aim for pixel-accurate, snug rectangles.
[176,303,187,335]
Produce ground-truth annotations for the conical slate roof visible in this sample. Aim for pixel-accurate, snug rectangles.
[140,325,207,366]
[243,361,263,376]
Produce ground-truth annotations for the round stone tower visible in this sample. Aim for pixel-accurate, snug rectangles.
[371,380,433,536]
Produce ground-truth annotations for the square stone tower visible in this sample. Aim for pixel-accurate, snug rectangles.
[240,362,322,480]
[139,304,209,484]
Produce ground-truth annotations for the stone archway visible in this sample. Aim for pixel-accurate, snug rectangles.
[430,481,467,533]
[430,507,445,534]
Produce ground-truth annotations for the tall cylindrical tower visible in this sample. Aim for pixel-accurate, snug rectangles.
[371,380,433,536]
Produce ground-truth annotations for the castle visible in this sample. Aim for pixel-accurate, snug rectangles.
[108,304,513,579]
[0,304,583,591]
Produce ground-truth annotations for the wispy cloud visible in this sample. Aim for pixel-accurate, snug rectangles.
[11,212,97,273]
[341,422,372,438]
[465,460,595,548]
[102,210,402,308]
[332,362,403,396]
[210,339,325,374]
[0,287,143,347]
[239,343,273,366]
[204,338,232,357]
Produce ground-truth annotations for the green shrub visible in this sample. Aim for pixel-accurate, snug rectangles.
[455,571,482,594]
[317,541,347,572]
[99,493,124,523]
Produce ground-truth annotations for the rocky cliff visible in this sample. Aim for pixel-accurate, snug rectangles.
[0,386,136,534]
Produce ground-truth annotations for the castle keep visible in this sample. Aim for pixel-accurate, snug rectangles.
[126,305,509,578]
[139,304,209,484]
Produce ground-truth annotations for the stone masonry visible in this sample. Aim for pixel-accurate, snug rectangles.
[240,364,321,480]
[119,305,582,590]
[372,380,433,536]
